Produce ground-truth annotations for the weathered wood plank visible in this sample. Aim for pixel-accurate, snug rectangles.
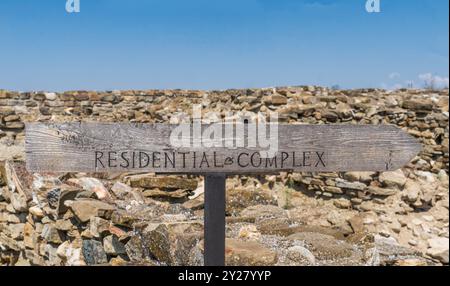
[25,123,421,173]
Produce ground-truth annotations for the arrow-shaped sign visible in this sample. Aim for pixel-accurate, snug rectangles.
[25,123,421,173]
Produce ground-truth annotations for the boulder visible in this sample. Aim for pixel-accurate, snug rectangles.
[142,222,203,265]
[67,199,115,223]
[225,239,278,266]
[111,182,132,199]
[226,187,276,216]
[103,235,126,256]
[287,246,316,265]
[402,99,433,112]
[270,95,288,105]
[90,217,111,237]
[111,210,136,227]
[427,238,449,264]
[10,192,28,212]
[287,232,357,260]
[56,188,79,215]
[379,170,407,189]
[125,235,148,262]
[403,181,421,203]
[335,102,353,119]
[54,219,73,231]
[82,240,108,265]
[41,224,64,244]
[56,241,86,266]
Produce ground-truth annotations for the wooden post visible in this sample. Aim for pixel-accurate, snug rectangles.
[204,174,226,266]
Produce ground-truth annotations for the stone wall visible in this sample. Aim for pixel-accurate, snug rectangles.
[0,87,449,266]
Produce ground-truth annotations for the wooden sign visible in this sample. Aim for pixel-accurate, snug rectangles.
[25,123,421,173]
[25,122,421,267]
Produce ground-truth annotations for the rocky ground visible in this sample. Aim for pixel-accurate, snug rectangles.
[0,86,448,266]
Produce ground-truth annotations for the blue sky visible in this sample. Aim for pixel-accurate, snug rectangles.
[0,0,448,91]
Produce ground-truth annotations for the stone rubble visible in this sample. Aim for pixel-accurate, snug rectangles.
[0,86,448,266]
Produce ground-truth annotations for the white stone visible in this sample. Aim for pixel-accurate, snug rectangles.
[44,92,57,101]
[379,170,407,189]
[412,218,423,226]
[57,242,86,266]
[427,237,449,264]
[438,170,449,185]
[415,171,435,183]
[403,181,421,202]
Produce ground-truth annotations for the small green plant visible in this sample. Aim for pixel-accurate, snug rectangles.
[279,179,295,209]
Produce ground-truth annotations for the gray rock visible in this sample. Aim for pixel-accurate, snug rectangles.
[0,187,5,202]
[125,235,149,262]
[103,235,126,256]
[11,192,28,212]
[370,235,428,266]
[90,217,110,238]
[41,224,64,244]
[82,240,108,265]
[335,179,367,191]
[5,223,25,240]
[57,188,79,215]
[46,188,61,209]
[111,182,132,199]
[142,222,203,265]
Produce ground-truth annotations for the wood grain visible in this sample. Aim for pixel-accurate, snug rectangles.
[25,123,421,174]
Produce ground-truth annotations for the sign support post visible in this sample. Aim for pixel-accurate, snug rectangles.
[204,174,226,266]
